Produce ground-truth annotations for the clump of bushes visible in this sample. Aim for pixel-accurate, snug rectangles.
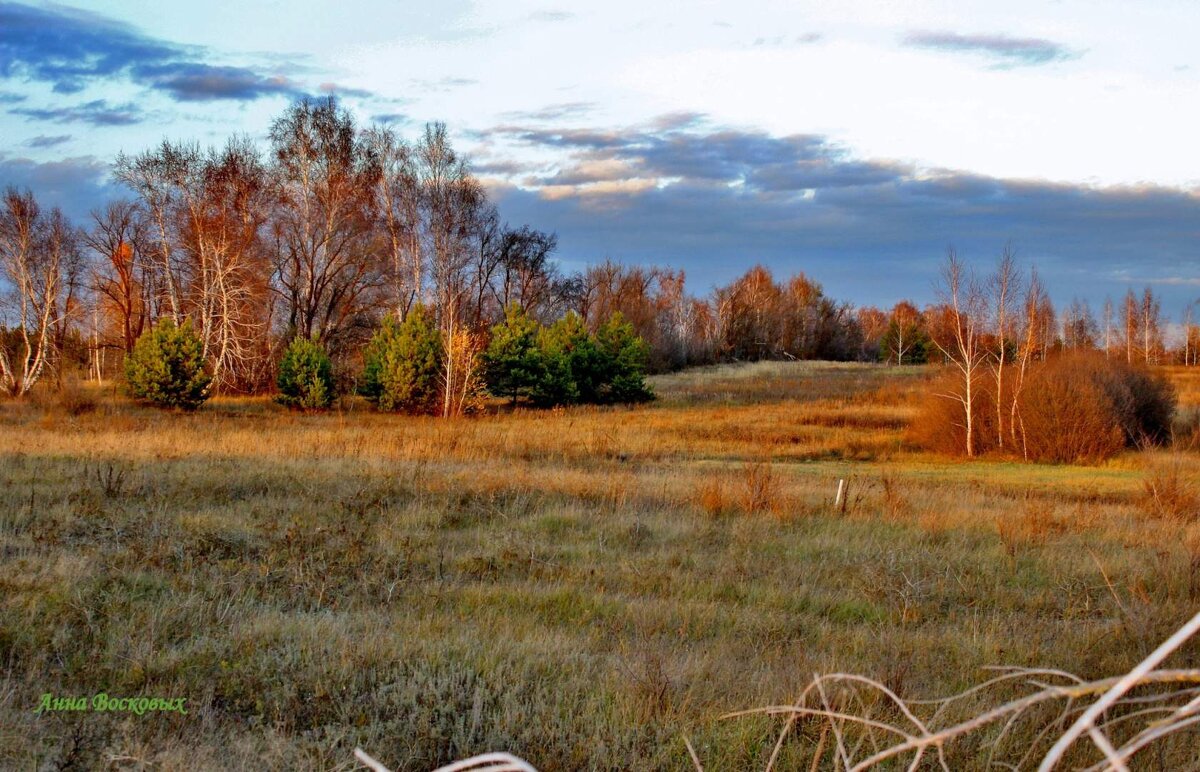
[484,305,654,407]
[1018,355,1174,462]
[913,351,1176,463]
[276,335,335,410]
[125,318,211,410]
[359,305,442,414]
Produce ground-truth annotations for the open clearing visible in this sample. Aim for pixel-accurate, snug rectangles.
[3,362,1199,769]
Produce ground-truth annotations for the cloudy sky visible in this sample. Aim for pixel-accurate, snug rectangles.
[1,0,1198,312]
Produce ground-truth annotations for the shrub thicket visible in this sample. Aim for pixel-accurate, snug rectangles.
[124,318,211,410]
[277,335,335,410]
[360,305,442,414]
[913,351,1176,463]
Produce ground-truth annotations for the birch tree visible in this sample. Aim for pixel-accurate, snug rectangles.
[1102,296,1115,358]
[930,249,988,457]
[1140,287,1163,365]
[987,247,1021,449]
[0,189,77,396]
[1122,289,1139,364]
[364,124,422,319]
[1011,269,1054,458]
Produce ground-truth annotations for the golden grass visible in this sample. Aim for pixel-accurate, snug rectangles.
[2,362,1200,769]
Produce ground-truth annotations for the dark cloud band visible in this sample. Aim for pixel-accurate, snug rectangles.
[483,116,1199,310]
[0,1,363,106]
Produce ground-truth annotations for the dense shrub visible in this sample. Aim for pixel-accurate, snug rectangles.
[124,318,211,410]
[913,351,1176,463]
[360,306,442,414]
[1109,359,1176,445]
[276,335,335,410]
[1017,356,1127,463]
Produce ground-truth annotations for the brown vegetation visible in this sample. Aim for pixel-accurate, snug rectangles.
[916,351,1176,464]
[5,362,1200,769]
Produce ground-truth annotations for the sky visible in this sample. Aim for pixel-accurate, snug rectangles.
[1,0,1198,315]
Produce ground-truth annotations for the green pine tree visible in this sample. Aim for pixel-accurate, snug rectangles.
[595,311,655,404]
[360,305,442,413]
[535,311,608,405]
[484,303,544,405]
[531,326,579,407]
[277,335,335,410]
[124,318,212,410]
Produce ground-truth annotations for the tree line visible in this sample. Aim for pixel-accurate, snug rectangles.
[865,275,1193,369]
[2,97,1198,408]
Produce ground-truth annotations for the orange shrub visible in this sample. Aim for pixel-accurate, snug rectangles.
[1016,356,1126,463]
[908,368,996,456]
[913,352,1176,464]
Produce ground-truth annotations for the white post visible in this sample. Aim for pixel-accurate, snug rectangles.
[835,479,846,511]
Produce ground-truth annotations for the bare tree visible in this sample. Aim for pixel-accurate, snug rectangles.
[48,211,87,387]
[1184,302,1199,367]
[86,200,152,355]
[364,124,422,319]
[1122,288,1139,364]
[988,247,1021,449]
[489,225,560,322]
[1101,296,1115,358]
[856,306,888,362]
[415,122,485,331]
[114,141,193,322]
[186,137,274,390]
[930,249,989,457]
[1062,298,1098,350]
[1011,269,1054,458]
[270,97,385,350]
[884,301,924,365]
[1140,287,1163,365]
[0,189,76,396]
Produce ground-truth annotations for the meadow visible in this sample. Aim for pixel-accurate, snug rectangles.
[2,361,1199,770]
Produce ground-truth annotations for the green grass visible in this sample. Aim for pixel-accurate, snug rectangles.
[1,362,1198,769]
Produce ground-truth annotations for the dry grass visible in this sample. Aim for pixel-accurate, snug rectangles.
[1165,366,1200,410]
[2,362,1200,769]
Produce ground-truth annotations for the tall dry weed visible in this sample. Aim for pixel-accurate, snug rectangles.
[1141,457,1200,521]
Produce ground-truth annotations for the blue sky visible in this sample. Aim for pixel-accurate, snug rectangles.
[1,0,1198,314]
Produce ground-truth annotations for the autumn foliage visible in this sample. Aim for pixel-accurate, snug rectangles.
[914,351,1176,463]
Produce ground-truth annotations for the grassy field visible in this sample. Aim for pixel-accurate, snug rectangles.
[2,361,1200,770]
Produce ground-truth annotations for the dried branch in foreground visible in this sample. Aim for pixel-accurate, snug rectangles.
[351,612,1200,771]
[719,609,1200,771]
[353,749,537,772]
